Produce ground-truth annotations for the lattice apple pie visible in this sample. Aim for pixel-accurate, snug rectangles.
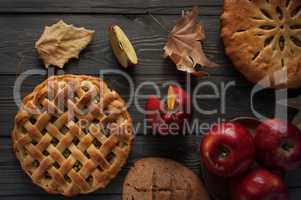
[221,0,301,88]
[12,75,133,196]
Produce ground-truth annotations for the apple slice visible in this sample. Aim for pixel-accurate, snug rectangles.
[145,85,190,135]
[108,25,138,68]
[167,85,177,110]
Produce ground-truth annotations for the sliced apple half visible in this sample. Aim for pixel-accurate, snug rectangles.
[167,85,177,110]
[108,25,138,68]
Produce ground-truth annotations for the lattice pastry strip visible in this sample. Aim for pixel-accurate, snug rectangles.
[12,75,133,196]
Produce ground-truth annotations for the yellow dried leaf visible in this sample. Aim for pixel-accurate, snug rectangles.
[35,20,94,68]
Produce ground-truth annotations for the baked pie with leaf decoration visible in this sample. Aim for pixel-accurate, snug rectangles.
[221,0,301,88]
[12,75,133,196]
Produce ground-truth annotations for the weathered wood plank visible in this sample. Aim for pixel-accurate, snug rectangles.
[0,195,121,200]
[0,0,223,14]
[0,74,297,137]
[0,136,301,198]
[0,136,201,196]
[3,189,301,200]
[0,1,300,198]
[0,14,236,76]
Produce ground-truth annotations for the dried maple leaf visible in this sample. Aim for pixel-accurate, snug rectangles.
[163,7,218,76]
[35,20,94,68]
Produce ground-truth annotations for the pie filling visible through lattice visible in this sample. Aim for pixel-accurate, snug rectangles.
[221,0,301,88]
[12,75,133,196]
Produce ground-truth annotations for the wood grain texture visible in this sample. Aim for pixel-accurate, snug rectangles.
[0,14,235,76]
[1,136,301,198]
[1,74,297,138]
[0,0,300,199]
[0,0,222,14]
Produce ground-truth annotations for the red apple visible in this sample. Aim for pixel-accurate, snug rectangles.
[200,122,255,177]
[231,169,288,200]
[255,119,301,171]
[145,85,189,135]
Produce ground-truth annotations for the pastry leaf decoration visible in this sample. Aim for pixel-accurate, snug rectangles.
[35,20,94,68]
[163,7,219,76]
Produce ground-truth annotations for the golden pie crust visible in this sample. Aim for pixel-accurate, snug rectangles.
[221,0,301,88]
[12,75,133,196]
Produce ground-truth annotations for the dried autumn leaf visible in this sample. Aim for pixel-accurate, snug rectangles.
[35,20,94,68]
[163,7,218,76]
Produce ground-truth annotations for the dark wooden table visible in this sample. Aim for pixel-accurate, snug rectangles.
[0,0,300,199]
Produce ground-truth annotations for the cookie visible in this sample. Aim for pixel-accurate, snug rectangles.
[123,157,210,200]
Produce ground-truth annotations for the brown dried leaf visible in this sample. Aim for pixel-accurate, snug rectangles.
[163,7,218,76]
[35,20,94,68]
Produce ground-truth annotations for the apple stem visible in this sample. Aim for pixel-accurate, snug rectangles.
[218,145,230,158]
[281,142,294,151]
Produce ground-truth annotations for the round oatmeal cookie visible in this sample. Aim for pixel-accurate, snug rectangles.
[12,74,133,196]
[123,157,210,200]
[221,0,301,88]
